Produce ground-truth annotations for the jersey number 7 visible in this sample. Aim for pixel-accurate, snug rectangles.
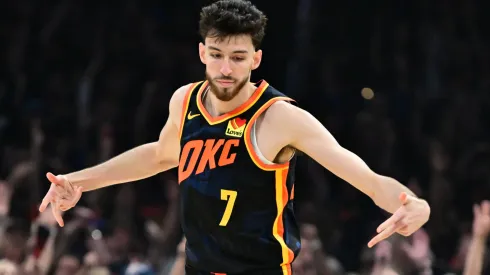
[219,189,237,226]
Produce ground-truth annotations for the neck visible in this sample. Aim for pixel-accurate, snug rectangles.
[207,82,256,115]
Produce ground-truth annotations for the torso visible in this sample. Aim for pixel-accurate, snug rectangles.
[177,80,300,274]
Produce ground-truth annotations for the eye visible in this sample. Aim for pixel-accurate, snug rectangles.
[210,53,222,59]
[232,56,245,62]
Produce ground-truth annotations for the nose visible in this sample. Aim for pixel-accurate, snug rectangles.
[220,59,232,76]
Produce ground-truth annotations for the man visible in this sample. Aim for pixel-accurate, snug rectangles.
[39,1,430,274]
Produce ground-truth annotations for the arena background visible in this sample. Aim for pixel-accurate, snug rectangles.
[0,0,489,274]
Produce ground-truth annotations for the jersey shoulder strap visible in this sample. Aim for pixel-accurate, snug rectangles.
[249,80,296,117]
[178,81,205,138]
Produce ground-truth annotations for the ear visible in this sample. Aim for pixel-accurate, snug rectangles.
[251,49,262,70]
[199,42,206,64]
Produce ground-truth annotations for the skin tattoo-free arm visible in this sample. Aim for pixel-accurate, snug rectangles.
[266,101,430,247]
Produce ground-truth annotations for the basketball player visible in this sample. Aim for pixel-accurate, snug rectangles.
[38,1,430,274]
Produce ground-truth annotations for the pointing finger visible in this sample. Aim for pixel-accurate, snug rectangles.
[39,195,50,212]
[39,189,54,212]
[377,210,405,233]
[369,225,395,248]
[369,221,404,248]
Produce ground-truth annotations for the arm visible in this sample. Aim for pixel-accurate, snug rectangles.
[271,102,414,213]
[463,236,486,275]
[463,201,490,275]
[169,238,187,275]
[62,84,190,191]
[34,226,58,275]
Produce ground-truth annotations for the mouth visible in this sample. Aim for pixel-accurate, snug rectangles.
[215,80,234,87]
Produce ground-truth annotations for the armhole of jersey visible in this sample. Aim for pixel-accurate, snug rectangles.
[178,82,202,139]
[244,97,296,171]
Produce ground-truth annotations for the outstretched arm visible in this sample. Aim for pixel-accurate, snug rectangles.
[39,84,191,226]
[271,101,413,212]
[61,84,189,191]
[268,101,430,246]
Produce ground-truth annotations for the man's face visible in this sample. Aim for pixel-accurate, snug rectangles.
[199,34,262,101]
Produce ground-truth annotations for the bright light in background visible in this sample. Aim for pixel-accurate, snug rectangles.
[361,87,374,100]
[91,229,102,240]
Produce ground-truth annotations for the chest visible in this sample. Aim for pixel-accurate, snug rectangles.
[181,114,290,166]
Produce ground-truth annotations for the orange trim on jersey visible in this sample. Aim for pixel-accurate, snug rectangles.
[273,168,295,274]
[197,80,269,125]
[282,265,292,275]
[244,97,295,171]
[211,273,226,275]
[178,82,202,139]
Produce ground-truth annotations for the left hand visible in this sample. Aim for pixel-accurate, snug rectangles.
[368,192,430,248]
[39,173,83,227]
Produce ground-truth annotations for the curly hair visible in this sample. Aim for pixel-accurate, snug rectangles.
[199,0,268,50]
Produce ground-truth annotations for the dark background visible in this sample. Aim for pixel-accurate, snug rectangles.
[0,0,489,274]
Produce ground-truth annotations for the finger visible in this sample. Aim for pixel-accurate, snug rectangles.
[369,225,396,248]
[377,210,405,233]
[46,172,64,186]
[474,204,481,217]
[51,201,64,227]
[369,222,404,248]
[39,194,52,212]
[482,200,490,215]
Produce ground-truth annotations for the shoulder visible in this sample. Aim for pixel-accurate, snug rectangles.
[169,83,195,110]
[260,99,318,144]
[257,99,301,142]
[261,99,304,126]
[168,82,199,124]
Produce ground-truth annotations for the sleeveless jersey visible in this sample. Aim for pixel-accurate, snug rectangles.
[178,80,300,275]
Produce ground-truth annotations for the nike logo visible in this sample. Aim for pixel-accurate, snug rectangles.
[187,111,201,120]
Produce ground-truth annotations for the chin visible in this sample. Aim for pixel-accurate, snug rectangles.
[214,91,237,101]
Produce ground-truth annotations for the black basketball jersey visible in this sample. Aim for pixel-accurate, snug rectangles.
[178,80,300,275]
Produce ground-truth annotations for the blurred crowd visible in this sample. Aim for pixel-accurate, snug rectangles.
[1,0,489,274]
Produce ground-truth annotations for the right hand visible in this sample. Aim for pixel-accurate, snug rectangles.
[39,172,83,227]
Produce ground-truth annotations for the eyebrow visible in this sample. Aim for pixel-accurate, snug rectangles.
[208,46,248,54]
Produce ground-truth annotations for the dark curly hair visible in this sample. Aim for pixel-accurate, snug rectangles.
[199,0,268,50]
